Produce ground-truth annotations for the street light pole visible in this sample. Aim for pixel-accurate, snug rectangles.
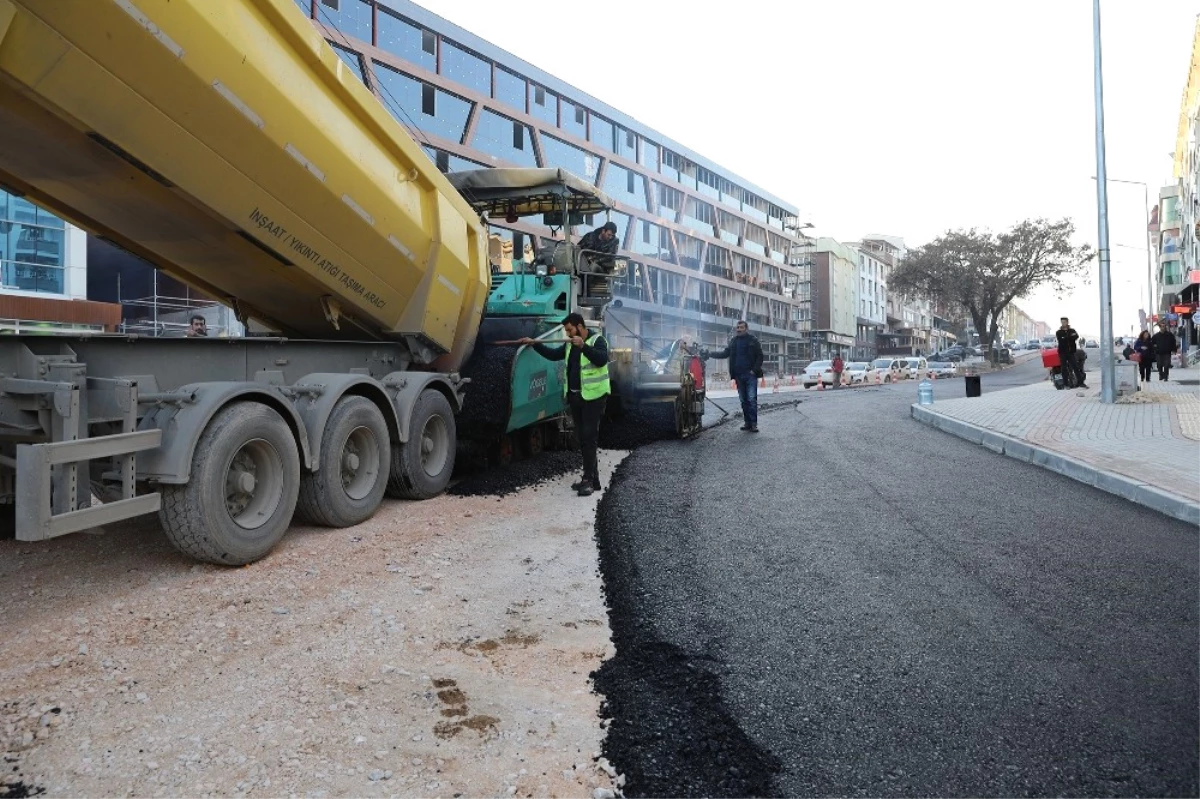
[1092,0,1117,404]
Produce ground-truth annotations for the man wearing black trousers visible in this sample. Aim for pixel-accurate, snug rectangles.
[519,313,611,496]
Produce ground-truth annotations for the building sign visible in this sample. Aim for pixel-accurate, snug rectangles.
[1172,304,1197,314]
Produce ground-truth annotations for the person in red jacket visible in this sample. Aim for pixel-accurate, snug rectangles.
[831,355,845,387]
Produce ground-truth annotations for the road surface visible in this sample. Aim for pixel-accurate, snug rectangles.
[596,356,1198,797]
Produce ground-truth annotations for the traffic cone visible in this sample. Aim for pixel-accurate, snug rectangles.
[817,379,824,391]
[789,374,796,386]
[760,375,766,388]
[874,371,881,385]
[730,379,736,390]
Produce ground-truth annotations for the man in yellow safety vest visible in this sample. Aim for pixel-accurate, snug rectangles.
[519,313,611,496]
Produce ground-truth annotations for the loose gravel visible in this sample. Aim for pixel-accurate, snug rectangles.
[0,452,628,798]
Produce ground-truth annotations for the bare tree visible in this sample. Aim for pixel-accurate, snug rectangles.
[890,219,1093,354]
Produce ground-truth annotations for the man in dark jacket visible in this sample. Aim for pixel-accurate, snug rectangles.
[1056,316,1087,389]
[519,313,610,496]
[577,221,619,272]
[702,320,764,432]
[1151,322,1180,381]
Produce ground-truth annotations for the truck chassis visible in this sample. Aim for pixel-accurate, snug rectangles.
[1,334,463,564]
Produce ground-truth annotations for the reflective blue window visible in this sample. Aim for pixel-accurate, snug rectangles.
[0,194,67,295]
[528,84,557,125]
[441,40,490,96]
[494,68,525,112]
[654,182,681,223]
[589,115,614,152]
[634,220,674,263]
[559,99,586,138]
[473,109,538,167]
[602,164,647,211]
[317,0,371,44]
[373,62,472,143]
[615,126,636,161]
[377,7,435,70]
[639,139,658,171]
[540,134,599,182]
[293,0,311,17]
[328,43,366,83]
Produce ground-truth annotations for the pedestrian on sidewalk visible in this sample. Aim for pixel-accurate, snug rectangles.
[1151,322,1180,381]
[1133,330,1155,383]
[518,313,610,496]
[1056,317,1088,388]
[831,354,845,388]
[702,320,764,432]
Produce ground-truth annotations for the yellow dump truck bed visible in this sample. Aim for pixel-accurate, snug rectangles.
[0,0,489,369]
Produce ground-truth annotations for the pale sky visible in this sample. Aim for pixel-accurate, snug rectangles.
[421,0,1196,337]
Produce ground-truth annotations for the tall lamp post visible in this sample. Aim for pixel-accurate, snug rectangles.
[1092,0,1117,404]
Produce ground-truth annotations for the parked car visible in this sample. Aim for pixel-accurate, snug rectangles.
[1024,341,1042,350]
[802,360,834,388]
[867,357,903,383]
[1040,336,1057,349]
[1004,339,1020,350]
[927,361,957,378]
[934,346,965,360]
[901,356,928,379]
[844,361,872,384]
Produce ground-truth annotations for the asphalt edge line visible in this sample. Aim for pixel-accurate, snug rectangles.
[910,403,1200,527]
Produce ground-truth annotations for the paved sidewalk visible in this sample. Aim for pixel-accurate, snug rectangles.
[912,362,1200,525]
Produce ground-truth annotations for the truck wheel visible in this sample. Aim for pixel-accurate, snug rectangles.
[296,396,390,527]
[387,389,456,500]
[159,402,300,565]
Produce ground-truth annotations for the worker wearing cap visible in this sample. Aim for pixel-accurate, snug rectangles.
[518,312,610,496]
[577,221,619,272]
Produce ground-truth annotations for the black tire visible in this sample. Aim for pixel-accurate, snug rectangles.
[159,402,300,565]
[296,396,390,527]
[386,389,456,500]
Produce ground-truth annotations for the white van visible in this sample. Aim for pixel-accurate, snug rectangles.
[901,357,928,379]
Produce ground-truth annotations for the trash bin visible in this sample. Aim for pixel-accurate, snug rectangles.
[964,374,982,398]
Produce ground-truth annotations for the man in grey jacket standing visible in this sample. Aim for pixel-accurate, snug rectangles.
[702,320,764,432]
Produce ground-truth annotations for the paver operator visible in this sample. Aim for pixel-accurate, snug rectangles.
[702,320,764,432]
[1056,317,1087,389]
[577,221,619,272]
[518,313,611,496]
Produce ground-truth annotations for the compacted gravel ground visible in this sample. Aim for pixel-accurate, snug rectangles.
[1,451,628,798]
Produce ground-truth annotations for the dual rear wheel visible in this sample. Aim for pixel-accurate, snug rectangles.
[160,389,456,565]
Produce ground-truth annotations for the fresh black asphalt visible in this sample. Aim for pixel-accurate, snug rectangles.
[594,357,1199,797]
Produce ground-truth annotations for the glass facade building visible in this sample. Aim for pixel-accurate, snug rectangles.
[0,189,69,296]
[296,0,814,365]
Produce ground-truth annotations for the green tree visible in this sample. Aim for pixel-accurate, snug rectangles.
[890,219,1093,354]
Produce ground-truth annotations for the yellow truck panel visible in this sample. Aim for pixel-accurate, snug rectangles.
[0,0,489,368]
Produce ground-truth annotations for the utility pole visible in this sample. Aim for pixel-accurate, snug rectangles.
[1093,0,1117,403]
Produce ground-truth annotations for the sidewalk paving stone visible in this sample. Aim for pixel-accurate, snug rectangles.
[912,363,1200,525]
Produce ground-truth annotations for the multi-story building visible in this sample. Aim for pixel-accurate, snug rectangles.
[809,238,858,359]
[1156,184,1185,313]
[0,188,119,333]
[292,0,814,369]
[1172,13,1199,349]
[849,242,888,359]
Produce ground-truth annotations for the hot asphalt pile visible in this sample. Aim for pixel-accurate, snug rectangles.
[591,455,781,797]
[456,317,544,440]
[447,450,581,498]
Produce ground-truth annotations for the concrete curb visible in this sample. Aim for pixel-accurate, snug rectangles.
[911,403,1200,527]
